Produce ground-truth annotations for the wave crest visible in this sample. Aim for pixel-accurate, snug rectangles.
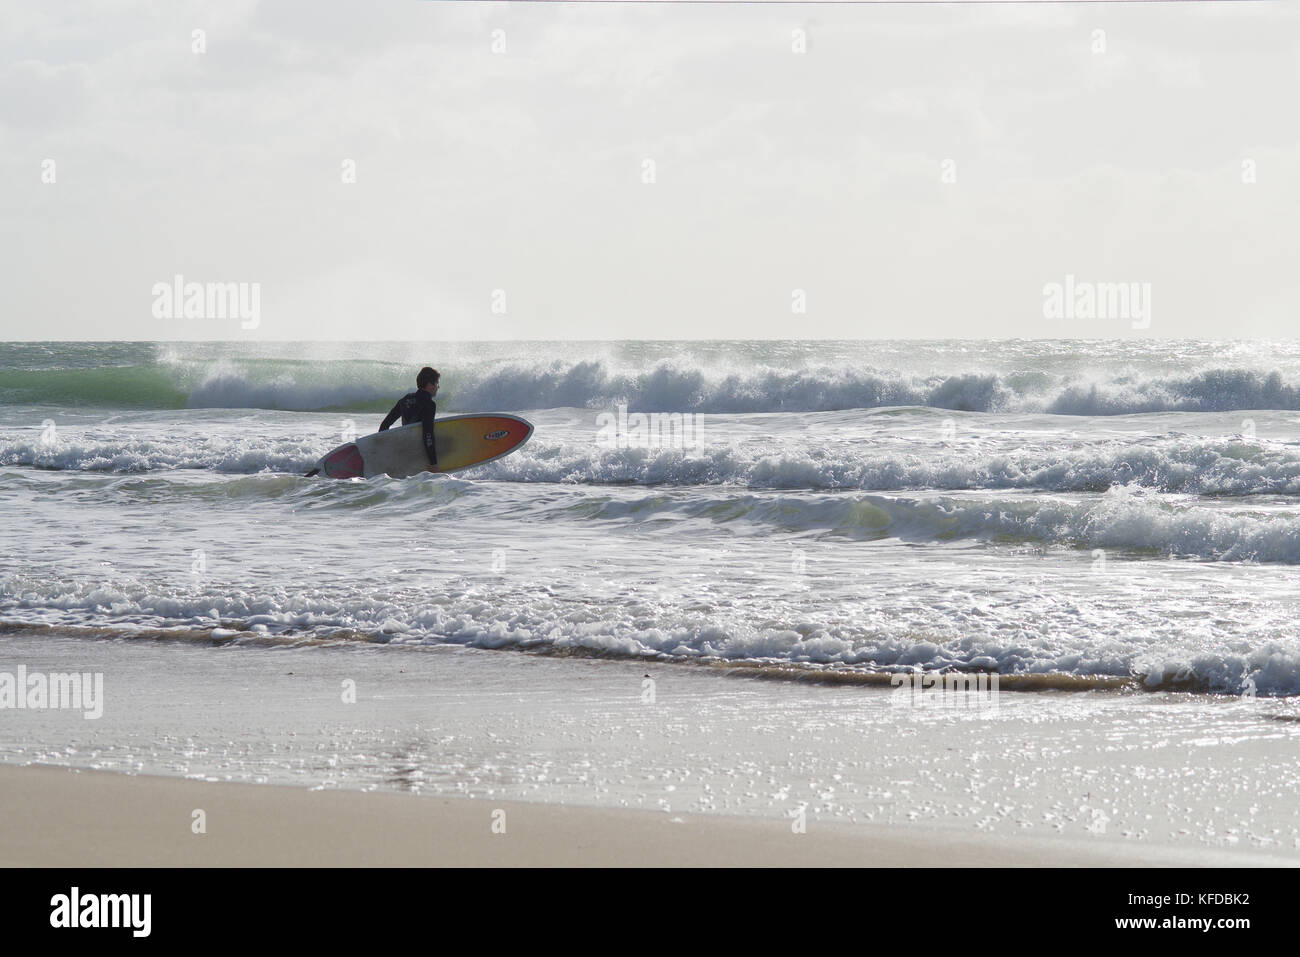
[10,353,1300,415]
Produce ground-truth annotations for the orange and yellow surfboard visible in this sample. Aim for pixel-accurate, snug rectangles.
[313,413,533,479]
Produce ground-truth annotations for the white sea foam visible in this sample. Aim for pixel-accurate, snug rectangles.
[165,361,1300,415]
[4,566,1298,695]
[6,427,1300,498]
[9,341,1300,415]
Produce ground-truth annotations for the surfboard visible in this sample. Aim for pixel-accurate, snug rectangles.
[311,413,534,479]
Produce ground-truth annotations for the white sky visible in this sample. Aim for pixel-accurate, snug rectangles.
[1,0,1296,340]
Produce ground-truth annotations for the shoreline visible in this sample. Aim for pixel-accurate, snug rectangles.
[0,620,1142,695]
[2,765,1291,867]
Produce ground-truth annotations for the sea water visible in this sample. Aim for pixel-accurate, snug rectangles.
[2,340,1300,853]
[4,339,1300,692]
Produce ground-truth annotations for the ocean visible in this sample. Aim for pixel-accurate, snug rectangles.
[4,339,1300,693]
[3,339,1300,852]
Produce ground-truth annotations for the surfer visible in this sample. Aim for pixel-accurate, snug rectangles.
[379,367,440,471]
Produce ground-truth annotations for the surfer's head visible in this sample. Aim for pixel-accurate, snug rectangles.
[417,367,440,394]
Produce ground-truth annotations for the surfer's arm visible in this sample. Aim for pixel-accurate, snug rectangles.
[378,401,402,432]
[421,401,438,468]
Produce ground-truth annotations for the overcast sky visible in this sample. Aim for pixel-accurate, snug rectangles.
[1,0,1296,341]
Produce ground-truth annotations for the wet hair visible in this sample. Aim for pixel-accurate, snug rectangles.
[417,367,440,389]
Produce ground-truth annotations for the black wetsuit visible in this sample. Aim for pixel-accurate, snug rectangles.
[379,391,437,467]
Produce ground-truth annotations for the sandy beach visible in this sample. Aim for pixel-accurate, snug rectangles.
[6,763,1291,868]
[4,631,1300,867]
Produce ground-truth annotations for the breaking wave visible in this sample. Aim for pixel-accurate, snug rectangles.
[7,349,1300,415]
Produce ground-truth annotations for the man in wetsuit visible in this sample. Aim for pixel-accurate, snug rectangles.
[379,366,440,471]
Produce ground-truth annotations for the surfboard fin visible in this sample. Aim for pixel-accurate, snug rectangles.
[304,468,320,478]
